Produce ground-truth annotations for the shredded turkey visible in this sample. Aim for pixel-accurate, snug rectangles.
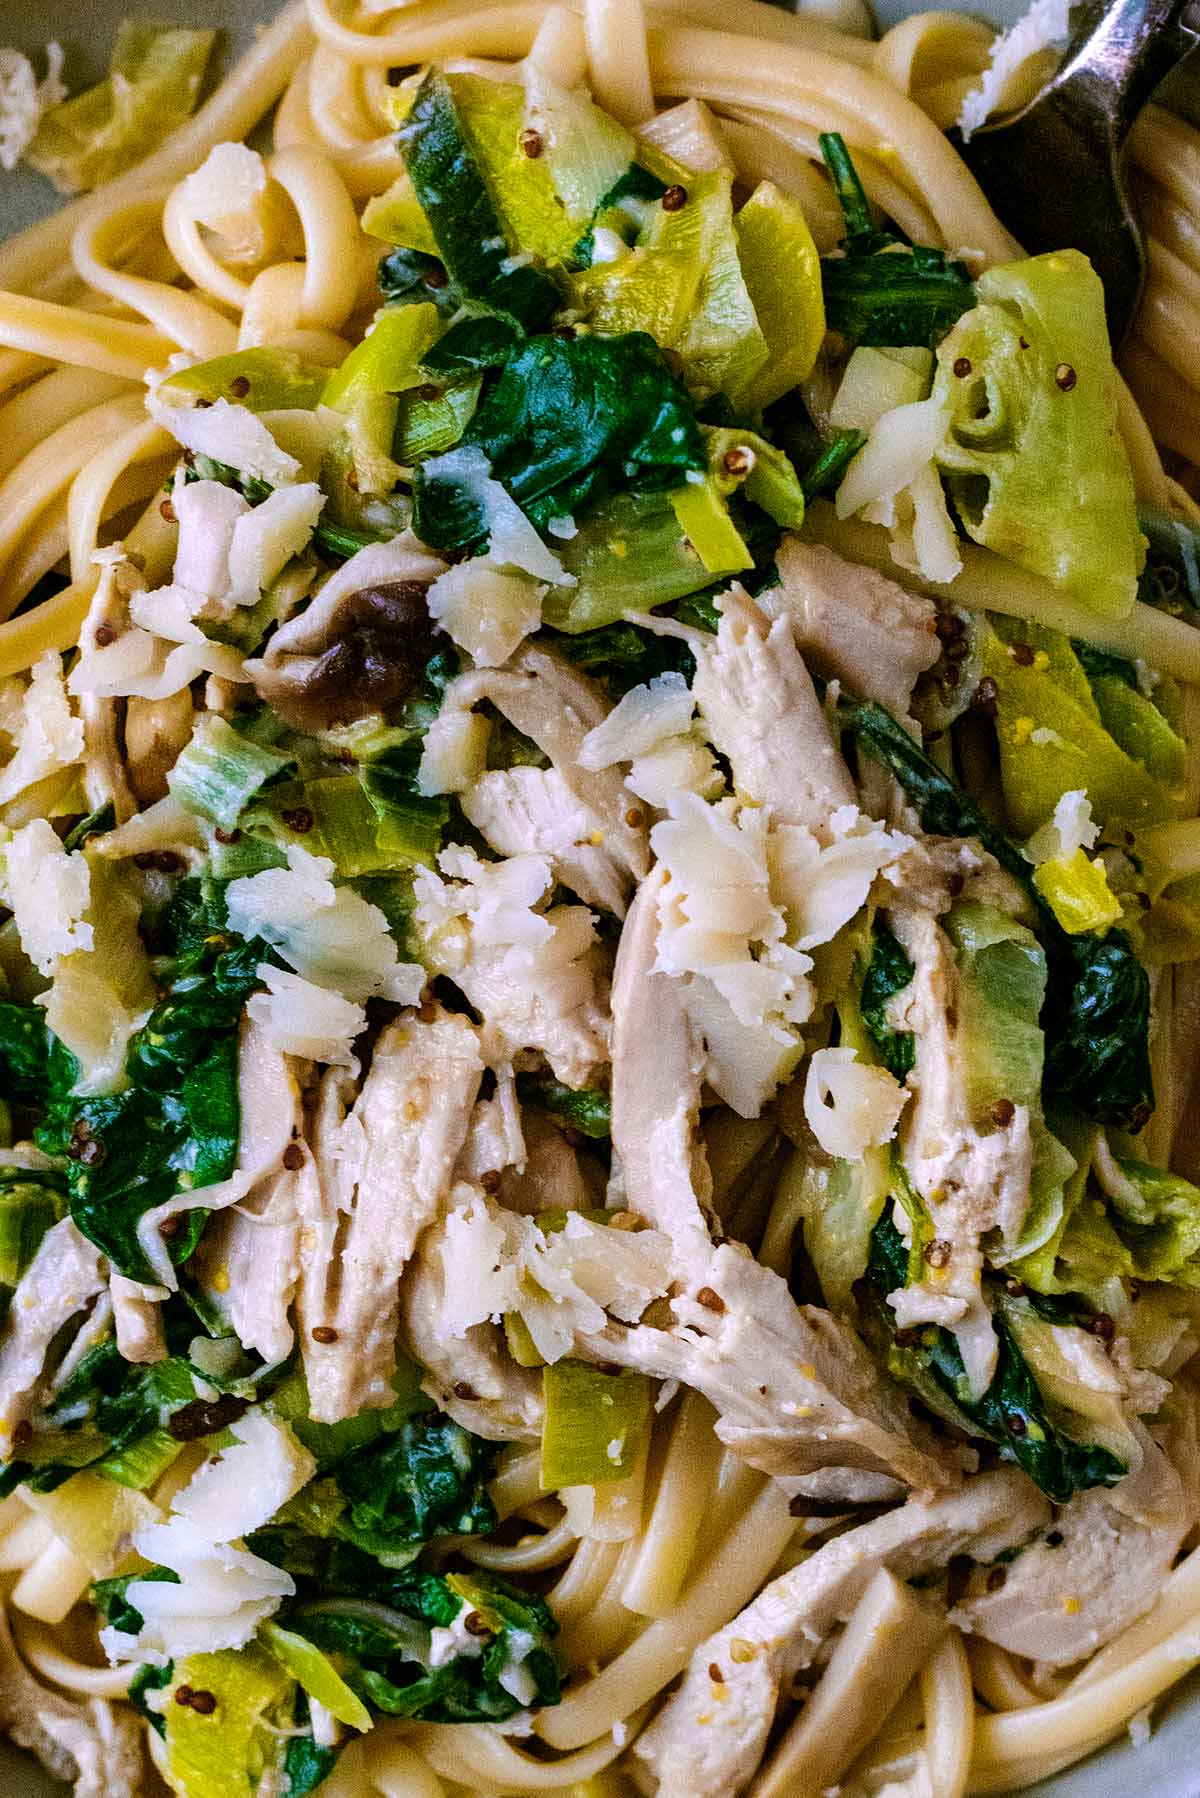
[763,535,940,717]
[691,587,856,827]
[635,1468,1050,1798]
[461,764,630,914]
[0,1220,106,1456]
[296,1010,484,1423]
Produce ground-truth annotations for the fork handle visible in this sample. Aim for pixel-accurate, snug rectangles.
[1055,0,1200,141]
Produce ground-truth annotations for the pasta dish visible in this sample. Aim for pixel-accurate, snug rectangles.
[3,0,1200,1792]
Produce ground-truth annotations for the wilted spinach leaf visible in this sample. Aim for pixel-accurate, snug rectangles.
[334,1415,497,1561]
[818,133,974,348]
[859,925,916,1080]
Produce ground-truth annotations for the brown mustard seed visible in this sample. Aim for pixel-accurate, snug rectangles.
[1055,362,1078,392]
[188,1691,217,1716]
[425,263,449,288]
[282,807,314,834]
[1006,1413,1028,1437]
[453,1380,478,1401]
[480,1169,503,1195]
[1005,1277,1027,1297]
[986,1565,1008,1593]
[416,999,438,1024]
[213,827,241,845]
[229,375,251,399]
[1089,1312,1117,1344]
[991,1097,1016,1127]
[661,184,688,212]
[695,1286,726,1314]
[311,1325,338,1344]
[158,1213,185,1240]
[282,1142,305,1172]
[708,1663,724,1684]
[925,1239,953,1270]
[159,498,177,524]
[952,356,973,377]
[174,1686,194,1707]
[518,126,543,158]
[418,383,442,402]
[12,1419,33,1449]
[1011,641,1036,666]
[946,870,966,897]
[93,622,117,647]
[722,444,756,477]
[463,1611,491,1637]
[972,675,999,717]
[624,807,646,829]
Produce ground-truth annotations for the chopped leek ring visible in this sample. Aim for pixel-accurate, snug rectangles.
[540,1361,652,1488]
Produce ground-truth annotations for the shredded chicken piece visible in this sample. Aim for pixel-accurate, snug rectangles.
[0,1605,144,1798]
[0,1220,106,1455]
[296,1011,484,1423]
[584,1242,957,1490]
[109,1275,166,1365]
[196,1150,314,1366]
[636,1468,1050,1798]
[402,1195,544,1442]
[611,866,715,1270]
[692,588,856,827]
[447,644,650,905]
[955,1428,1195,1664]
[763,536,940,717]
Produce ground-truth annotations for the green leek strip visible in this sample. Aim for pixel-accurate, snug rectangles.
[1032,851,1123,936]
[260,1621,373,1732]
[358,762,448,869]
[168,716,293,832]
[96,1429,182,1492]
[161,348,328,413]
[395,374,482,465]
[321,303,443,411]
[670,480,753,576]
[540,1361,652,1489]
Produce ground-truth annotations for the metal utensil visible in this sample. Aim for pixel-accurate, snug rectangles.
[953,0,1200,343]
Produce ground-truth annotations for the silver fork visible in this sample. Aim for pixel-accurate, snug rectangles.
[952,0,1200,343]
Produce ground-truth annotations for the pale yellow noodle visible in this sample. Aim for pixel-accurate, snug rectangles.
[14,1619,135,1701]
[586,0,655,122]
[0,392,150,599]
[269,146,364,329]
[922,1630,974,1798]
[0,366,134,482]
[71,197,239,358]
[67,419,175,582]
[0,292,174,383]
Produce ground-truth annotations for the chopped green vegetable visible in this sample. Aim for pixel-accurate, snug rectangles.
[163,1645,294,1798]
[859,924,915,1080]
[731,179,825,410]
[377,247,458,315]
[168,716,293,833]
[398,69,561,331]
[0,1003,51,1101]
[542,488,711,633]
[413,330,705,556]
[1033,850,1124,935]
[35,887,266,1282]
[1101,1156,1200,1287]
[28,22,215,194]
[839,696,1155,1130]
[331,1414,497,1566]
[818,134,973,348]
[261,1622,373,1732]
[864,1215,1126,1502]
[162,350,328,414]
[933,251,1143,619]
[540,1361,652,1487]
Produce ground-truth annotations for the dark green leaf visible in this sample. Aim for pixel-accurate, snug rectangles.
[285,1736,341,1796]
[859,925,915,1080]
[413,332,706,556]
[0,1002,50,1102]
[818,133,973,348]
[864,1217,1126,1502]
[399,69,560,331]
[62,801,116,852]
[334,1415,497,1559]
[422,316,521,374]
[91,1567,180,1636]
[130,1662,173,1735]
